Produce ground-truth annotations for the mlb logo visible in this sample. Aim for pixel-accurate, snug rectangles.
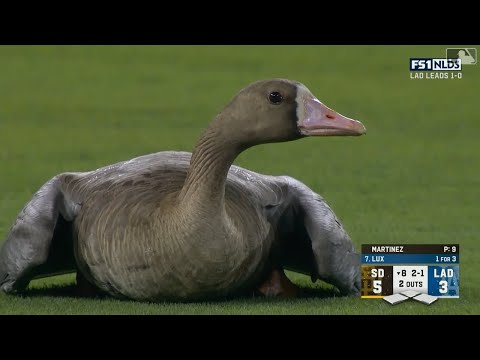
[446,48,477,65]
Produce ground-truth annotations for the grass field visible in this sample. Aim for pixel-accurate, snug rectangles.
[0,45,479,315]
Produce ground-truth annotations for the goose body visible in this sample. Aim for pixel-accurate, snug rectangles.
[0,79,366,301]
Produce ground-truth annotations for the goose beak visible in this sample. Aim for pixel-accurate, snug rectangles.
[298,97,367,136]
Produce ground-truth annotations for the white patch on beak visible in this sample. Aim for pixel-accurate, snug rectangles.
[295,84,322,127]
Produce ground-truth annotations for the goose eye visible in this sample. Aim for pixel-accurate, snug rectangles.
[269,92,283,105]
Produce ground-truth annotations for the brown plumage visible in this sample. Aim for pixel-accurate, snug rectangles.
[0,79,366,301]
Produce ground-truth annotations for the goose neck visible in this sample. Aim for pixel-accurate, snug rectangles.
[178,124,243,207]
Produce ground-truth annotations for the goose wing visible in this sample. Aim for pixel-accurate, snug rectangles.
[0,151,191,293]
[226,166,360,296]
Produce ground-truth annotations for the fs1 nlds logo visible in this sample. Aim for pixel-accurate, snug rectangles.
[410,58,461,71]
[409,47,476,80]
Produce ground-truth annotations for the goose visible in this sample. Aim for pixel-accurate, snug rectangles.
[0,79,366,302]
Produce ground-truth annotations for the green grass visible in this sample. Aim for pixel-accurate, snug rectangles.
[1,45,479,315]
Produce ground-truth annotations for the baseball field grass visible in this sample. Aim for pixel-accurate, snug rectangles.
[0,45,478,315]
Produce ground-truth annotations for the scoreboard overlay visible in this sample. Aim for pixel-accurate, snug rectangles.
[361,244,459,299]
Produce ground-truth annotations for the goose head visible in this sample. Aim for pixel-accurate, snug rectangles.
[213,78,366,149]
[182,78,367,205]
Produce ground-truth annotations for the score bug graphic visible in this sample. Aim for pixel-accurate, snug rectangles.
[361,244,459,302]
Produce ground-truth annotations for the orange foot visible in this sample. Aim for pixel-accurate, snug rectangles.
[256,269,302,298]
